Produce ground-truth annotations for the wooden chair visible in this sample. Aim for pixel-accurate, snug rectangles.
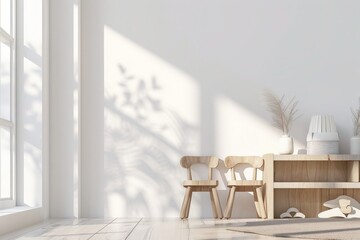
[180,156,223,219]
[224,156,266,219]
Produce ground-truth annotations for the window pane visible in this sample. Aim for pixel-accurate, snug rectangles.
[0,126,11,199]
[0,42,11,121]
[0,0,12,35]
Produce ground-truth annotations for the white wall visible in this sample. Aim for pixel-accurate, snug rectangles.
[80,0,104,218]
[49,0,80,218]
[72,0,360,218]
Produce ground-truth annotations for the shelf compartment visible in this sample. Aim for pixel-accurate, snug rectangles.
[274,161,358,182]
[274,189,360,218]
[274,182,360,189]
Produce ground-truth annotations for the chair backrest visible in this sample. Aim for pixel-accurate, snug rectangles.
[224,156,264,181]
[180,156,219,180]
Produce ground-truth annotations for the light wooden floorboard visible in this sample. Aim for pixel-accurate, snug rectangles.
[2,218,304,240]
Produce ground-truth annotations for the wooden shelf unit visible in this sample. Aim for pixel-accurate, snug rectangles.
[264,154,360,219]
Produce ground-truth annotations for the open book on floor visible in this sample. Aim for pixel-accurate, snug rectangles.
[318,195,360,218]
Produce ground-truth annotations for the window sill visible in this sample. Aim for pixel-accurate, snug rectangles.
[0,206,45,236]
[0,206,38,217]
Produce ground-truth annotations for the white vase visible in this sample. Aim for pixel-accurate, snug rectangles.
[279,135,294,155]
[350,136,360,154]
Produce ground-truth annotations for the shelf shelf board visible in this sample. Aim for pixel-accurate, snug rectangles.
[274,182,360,189]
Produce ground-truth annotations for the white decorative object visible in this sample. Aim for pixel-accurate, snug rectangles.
[278,135,294,155]
[318,195,360,218]
[280,207,305,218]
[351,136,360,154]
[307,115,339,154]
[318,208,348,218]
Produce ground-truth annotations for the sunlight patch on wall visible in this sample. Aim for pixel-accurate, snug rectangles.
[215,95,304,157]
[103,25,200,217]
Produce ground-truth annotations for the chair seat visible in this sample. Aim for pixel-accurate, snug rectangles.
[183,180,218,187]
[227,180,263,187]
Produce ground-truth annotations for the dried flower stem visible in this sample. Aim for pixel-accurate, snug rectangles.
[264,90,300,135]
[351,98,360,136]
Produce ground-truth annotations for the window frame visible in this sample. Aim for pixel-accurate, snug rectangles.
[0,0,16,209]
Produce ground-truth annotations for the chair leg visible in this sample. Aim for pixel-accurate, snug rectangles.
[224,188,231,217]
[224,186,236,219]
[212,188,223,219]
[209,190,218,218]
[253,190,261,218]
[256,186,267,219]
[185,189,192,218]
[180,187,191,219]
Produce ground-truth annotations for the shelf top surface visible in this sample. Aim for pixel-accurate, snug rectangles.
[274,182,360,189]
[271,154,360,161]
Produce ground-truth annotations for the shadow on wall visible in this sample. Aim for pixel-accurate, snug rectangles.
[100,23,278,218]
[103,64,260,218]
[104,64,199,217]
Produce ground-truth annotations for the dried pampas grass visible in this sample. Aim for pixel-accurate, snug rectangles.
[351,98,360,136]
[264,90,300,135]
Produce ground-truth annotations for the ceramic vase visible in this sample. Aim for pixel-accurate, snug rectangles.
[350,136,360,154]
[279,135,294,155]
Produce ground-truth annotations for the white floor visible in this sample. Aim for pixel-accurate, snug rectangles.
[1,218,304,240]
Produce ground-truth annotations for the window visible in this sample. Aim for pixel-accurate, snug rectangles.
[0,0,15,209]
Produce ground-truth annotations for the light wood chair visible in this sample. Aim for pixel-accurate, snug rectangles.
[224,156,266,219]
[180,156,223,219]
